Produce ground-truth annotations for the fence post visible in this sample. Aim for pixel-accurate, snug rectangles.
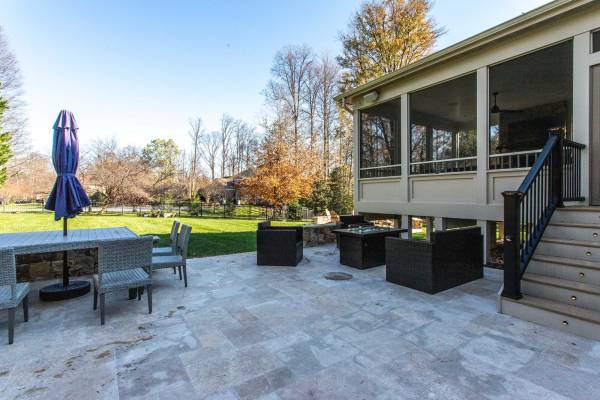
[501,190,523,300]
[551,135,564,208]
[121,204,124,215]
[200,202,203,217]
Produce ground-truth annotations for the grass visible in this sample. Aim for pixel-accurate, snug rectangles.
[0,213,305,258]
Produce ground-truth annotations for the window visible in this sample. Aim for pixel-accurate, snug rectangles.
[593,30,600,53]
[360,100,401,178]
[409,73,477,175]
[489,41,573,169]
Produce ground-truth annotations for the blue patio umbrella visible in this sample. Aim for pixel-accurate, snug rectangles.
[45,110,90,228]
[41,110,92,301]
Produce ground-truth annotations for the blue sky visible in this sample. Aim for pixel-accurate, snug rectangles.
[1,0,549,153]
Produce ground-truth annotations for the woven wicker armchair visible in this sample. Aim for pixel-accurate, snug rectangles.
[256,221,303,266]
[94,237,154,325]
[0,248,30,344]
[385,226,483,294]
[151,224,192,287]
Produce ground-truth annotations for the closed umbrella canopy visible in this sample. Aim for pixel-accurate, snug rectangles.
[44,110,90,221]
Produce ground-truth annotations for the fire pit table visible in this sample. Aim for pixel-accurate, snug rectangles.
[333,226,406,269]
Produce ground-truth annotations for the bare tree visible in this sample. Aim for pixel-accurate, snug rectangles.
[265,45,314,161]
[230,120,256,175]
[86,139,150,211]
[219,114,236,177]
[303,65,320,153]
[199,130,220,180]
[0,26,27,172]
[188,117,204,198]
[316,55,340,177]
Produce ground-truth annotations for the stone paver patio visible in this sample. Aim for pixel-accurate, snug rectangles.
[1,244,599,400]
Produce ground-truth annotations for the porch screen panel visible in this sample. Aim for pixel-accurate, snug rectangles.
[489,40,573,170]
[359,101,401,178]
[409,73,477,175]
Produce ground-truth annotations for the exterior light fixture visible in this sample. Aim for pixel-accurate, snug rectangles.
[363,91,379,103]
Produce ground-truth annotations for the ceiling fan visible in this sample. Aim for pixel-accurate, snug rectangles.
[490,92,522,114]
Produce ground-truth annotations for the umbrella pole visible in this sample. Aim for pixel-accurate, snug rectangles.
[62,250,69,288]
[62,217,69,288]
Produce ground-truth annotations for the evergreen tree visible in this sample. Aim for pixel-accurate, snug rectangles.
[0,94,12,187]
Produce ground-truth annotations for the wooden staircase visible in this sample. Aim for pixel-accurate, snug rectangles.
[500,207,600,341]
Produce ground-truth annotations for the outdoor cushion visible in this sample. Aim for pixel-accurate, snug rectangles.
[93,268,150,293]
[152,255,184,269]
[152,247,175,256]
[0,283,30,309]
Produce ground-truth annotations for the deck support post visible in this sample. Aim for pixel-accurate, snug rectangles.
[501,191,523,300]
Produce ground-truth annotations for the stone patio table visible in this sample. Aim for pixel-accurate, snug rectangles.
[333,226,405,269]
[0,227,138,300]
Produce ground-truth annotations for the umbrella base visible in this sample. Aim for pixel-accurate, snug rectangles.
[39,280,91,302]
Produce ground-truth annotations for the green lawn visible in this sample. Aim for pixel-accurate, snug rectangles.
[0,213,305,258]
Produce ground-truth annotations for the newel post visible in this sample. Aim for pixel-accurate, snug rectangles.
[551,134,564,207]
[501,190,523,300]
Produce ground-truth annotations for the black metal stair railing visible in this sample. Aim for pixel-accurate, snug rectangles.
[501,134,585,300]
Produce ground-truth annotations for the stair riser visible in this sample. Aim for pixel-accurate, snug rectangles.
[544,225,600,243]
[552,210,600,225]
[500,298,600,341]
[536,241,600,262]
[528,260,600,286]
[521,280,600,312]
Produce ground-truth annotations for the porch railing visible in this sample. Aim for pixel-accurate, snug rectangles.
[501,134,585,299]
[409,156,477,175]
[359,164,402,179]
[489,149,541,170]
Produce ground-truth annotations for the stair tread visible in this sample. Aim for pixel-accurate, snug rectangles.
[505,294,600,325]
[540,237,600,248]
[548,221,600,229]
[522,272,600,294]
[531,254,600,270]
[556,207,600,212]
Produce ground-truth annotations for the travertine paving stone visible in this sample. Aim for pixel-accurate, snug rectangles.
[0,244,598,399]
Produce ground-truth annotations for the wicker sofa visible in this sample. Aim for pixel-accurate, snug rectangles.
[256,221,303,266]
[385,226,483,294]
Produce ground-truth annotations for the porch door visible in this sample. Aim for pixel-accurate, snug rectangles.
[592,65,600,206]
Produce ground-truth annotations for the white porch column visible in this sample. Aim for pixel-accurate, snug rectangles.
[476,67,489,205]
[425,217,434,240]
[573,33,592,203]
[434,217,447,231]
[400,94,410,202]
[401,215,413,239]
[477,220,493,264]
[352,109,361,210]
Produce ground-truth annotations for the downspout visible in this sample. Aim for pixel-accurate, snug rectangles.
[342,97,353,114]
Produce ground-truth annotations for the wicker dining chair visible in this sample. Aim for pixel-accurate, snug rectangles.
[0,248,30,344]
[94,237,153,325]
[151,224,192,287]
[152,220,181,257]
[152,220,181,275]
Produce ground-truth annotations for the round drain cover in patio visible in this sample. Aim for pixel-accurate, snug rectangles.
[324,272,353,281]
